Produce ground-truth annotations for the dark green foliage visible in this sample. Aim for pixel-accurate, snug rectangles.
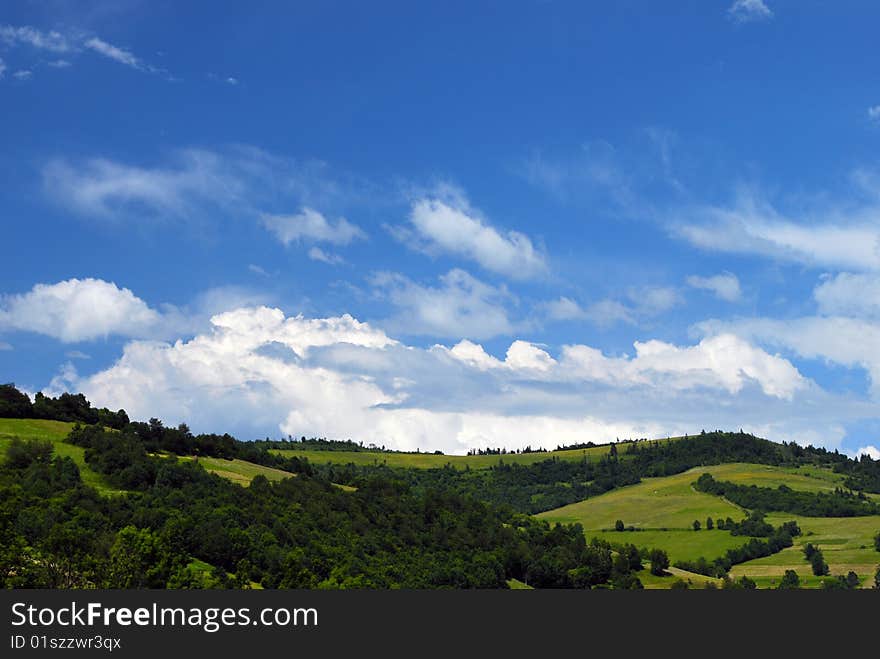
[649,548,669,576]
[5,437,53,469]
[874,530,880,552]
[670,578,689,589]
[778,570,800,589]
[805,544,830,576]
[692,519,701,531]
[821,572,860,590]
[706,517,713,530]
[694,472,880,517]
[0,384,33,418]
[614,519,624,532]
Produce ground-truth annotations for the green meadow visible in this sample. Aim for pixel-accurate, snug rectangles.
[178,455,296,486]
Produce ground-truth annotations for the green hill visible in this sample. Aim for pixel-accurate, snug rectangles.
[537,462,880,589]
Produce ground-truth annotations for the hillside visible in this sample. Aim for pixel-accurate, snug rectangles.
[538,463,880,589]
[0,418,299,491]
[0,418,120,494]
[1,389,878,591]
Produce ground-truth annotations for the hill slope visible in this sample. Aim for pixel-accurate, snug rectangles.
[537,463,880,589]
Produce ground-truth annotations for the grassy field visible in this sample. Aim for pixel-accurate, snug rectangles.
[537,462,880,589]
[269,440,657,470]
[178,456,296,486]
[729,514,880,589]
[0,418,122,494]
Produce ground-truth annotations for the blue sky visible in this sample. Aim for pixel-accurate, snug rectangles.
[1,0,879,456]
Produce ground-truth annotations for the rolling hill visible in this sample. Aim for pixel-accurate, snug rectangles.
[537,462,880,588]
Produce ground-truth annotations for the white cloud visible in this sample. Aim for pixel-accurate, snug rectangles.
[869,106,880,123]
[0,58,5,79]
[57,304,837,454]
[308,247,345,265]
[371,269,517,339]
[248,264,270,277]
[543,297,634,327]
[814,273,880,318]
[857,445,880,460]
[65,350,91,360]
[0,278,162,342]
[48,59,72,68]
[84,37,159,74]
[0,341,12,351]
[397,195,547,280]
[12,70,32,80]
[0,25,73,52]
[631,286,682,315]
[226,77,238,85]
[687,273,742,302]
[727,0,773,23]
[43,149,248,220]
[674,193,880,271]
[562,333,804,399]
[542,288,680,329]
[697,316,880,394]
[262,208,366,246]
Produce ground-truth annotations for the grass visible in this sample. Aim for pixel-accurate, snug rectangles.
[0,418,123,494]
[178,456,296,486]
[506,578,534,590]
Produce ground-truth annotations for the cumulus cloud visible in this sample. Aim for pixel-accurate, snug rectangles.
[371,269,517,339]
[697,315,880,394]
[395,195,547,280]
[262,208,366,246]
[727,0,773,23]
[687,273,742,302]
[0,278,162,342]
[55,304,837,454]
[0,278,273,344]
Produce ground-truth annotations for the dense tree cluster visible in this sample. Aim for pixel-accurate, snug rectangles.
[693,473,879,517]
[803,543,830,577]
